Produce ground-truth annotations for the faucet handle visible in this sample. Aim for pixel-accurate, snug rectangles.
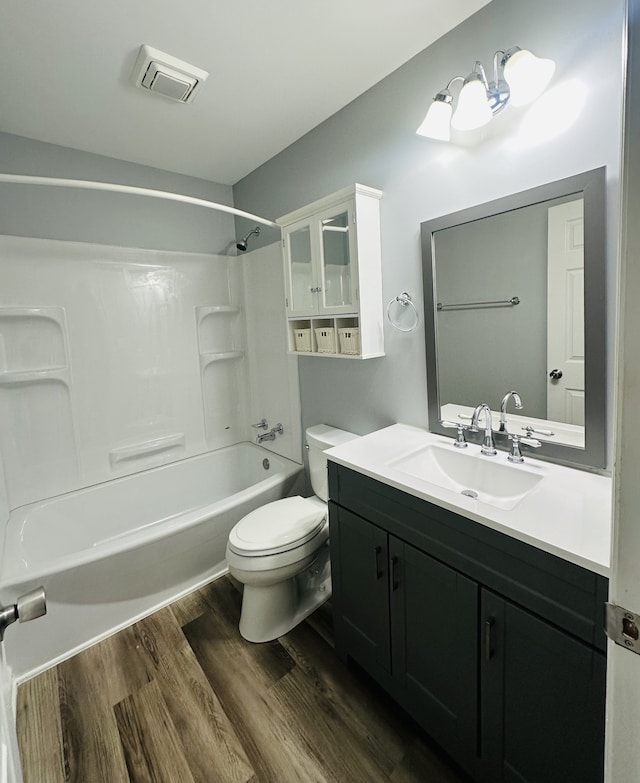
[520,435,541,448]
[507,433,541,463]
[439,420,468,448]
[252,418,268,430]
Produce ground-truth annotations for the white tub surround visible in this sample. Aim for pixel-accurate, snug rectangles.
[326,424,612,576]
[0,235,302,515]
[0,443,302,681]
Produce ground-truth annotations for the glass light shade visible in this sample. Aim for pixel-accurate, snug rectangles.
[503,48,556,107]
[416,98,452,141]
[451,78,493,131]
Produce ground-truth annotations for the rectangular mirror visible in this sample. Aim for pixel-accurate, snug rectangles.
[420,168,606,469]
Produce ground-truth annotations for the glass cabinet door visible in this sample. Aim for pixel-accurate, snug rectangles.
[319,208,356,312]
[286,223,315,314]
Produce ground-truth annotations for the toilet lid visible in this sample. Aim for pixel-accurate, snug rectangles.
[228,496,326,556]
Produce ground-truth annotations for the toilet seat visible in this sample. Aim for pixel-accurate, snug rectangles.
[228,496,326,557]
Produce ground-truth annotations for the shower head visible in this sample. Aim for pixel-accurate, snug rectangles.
[236,226,261,252]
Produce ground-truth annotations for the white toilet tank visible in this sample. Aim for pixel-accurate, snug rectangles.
[306,424,358,502]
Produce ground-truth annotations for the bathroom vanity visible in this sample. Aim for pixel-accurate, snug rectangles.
[327,424,611,783]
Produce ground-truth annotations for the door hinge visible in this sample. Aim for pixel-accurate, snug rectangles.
[605,602,640,655]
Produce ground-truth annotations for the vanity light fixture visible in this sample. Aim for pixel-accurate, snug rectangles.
[416,47,555,141]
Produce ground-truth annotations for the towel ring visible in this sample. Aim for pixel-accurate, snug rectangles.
[387,292,419,332]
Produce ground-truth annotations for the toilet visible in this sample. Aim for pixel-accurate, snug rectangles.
[226,424,358,642]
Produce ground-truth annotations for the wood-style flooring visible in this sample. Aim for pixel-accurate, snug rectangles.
[17,575,470,783]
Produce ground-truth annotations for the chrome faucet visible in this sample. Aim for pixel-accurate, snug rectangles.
[257,423,283,444]
[470,403,497,456]
[499,390,523,432]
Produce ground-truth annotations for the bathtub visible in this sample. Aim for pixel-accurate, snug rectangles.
[0,442,303,680]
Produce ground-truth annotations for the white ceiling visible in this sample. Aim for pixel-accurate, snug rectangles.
[0,0,488,186]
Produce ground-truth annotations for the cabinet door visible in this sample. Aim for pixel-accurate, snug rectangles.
[283,221,317,316]
[481,590,606,783]
[390,538,480,775]
[331,507,391,675]
[317,202,358,314]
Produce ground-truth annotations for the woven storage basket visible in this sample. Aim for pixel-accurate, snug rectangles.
[314,327,336,353]
[338,327,360,355]
[293,328,312,352]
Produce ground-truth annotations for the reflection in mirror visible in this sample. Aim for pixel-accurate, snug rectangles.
[421,168,606,469]
[434,195,584,444]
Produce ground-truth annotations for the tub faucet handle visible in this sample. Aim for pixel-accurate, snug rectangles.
[252,418,268,430]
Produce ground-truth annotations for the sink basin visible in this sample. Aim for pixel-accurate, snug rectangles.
[389,444,544,511]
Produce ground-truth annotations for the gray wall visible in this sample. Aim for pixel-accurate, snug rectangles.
[233,0,624,467]
[0,132,235,254]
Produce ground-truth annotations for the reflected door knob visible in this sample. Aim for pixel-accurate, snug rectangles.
[549,369,563,380]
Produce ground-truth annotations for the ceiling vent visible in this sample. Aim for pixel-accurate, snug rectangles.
[132,45,209,104]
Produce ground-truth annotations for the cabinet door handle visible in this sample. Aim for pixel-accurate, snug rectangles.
[484,617,494,662]
[374,545,384,579]
[391,555,400,591]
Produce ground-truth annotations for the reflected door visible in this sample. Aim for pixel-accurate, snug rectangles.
[547,199,585,425]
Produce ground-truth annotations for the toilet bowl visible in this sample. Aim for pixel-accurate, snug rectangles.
[226,424,357,642]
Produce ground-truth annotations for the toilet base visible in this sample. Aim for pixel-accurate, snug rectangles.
[238,546,331,643]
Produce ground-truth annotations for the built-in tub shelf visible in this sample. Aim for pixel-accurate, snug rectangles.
[0,305,78,508]
[195,304,242,355]
[0,306,70,372]
[0,367,70,386]
[109,433,186,469]
[199,351,244,368]
[195,304,245,449]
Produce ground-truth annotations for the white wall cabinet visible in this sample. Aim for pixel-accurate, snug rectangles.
[277,184,384,359]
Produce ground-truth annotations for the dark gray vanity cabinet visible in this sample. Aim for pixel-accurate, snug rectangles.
[328,462,608,783]
[335,507,391,673]
[480,591,606,783]
[334,505,479,772]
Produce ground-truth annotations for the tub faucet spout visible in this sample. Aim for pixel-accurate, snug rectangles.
[257,423,284,444]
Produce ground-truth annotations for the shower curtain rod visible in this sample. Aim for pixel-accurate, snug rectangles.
[0,173,279,228]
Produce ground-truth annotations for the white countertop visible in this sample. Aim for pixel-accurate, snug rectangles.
[326,423,612,577]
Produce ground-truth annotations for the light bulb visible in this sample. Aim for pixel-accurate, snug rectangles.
[416,93,453,141]
[503,48,556,107]
[451,76,492,131]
